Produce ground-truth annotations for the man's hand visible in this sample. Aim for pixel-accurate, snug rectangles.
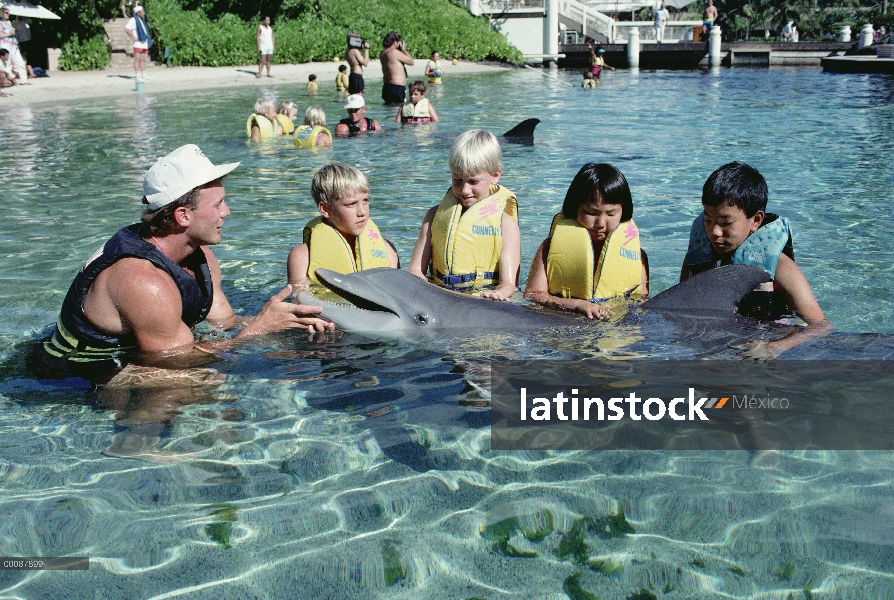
[237,285,334,338]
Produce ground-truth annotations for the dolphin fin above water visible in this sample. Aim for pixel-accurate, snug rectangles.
[643,265,772,315]
[499,118,540,145]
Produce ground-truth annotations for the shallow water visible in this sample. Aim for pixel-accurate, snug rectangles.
[1,67,893,598]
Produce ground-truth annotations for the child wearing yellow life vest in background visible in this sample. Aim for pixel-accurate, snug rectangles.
[395,80,440,124]
[288,163,399,290]
[306,74,318,92]
[336,64,349,92]
[247,98,283,142]
[275,101,298,136]
[408,129,521,301]
[525,163,649,319]
[293,106,332,149]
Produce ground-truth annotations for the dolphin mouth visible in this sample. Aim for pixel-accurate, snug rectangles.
[316,274,398,317]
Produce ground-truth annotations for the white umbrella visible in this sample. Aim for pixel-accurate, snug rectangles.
[1,1,61,19]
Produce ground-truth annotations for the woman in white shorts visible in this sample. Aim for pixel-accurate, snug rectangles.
[257,16,274,78]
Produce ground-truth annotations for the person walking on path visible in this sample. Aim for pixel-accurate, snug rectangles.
[256,16,274,78]
[125,5,152,80]
[345,31,370,94]
[380,31,414,105]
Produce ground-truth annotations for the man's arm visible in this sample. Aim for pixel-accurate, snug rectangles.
[124,21,136,42]
[370,119,382,131]
[397,43,414,66]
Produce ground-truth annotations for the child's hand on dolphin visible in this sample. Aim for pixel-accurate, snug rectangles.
[479,290,511,302]
[575,300,610,320]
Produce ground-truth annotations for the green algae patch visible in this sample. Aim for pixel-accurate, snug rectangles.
[556,517,594,564]
[773,562,795,580]
[588,558,624,576]
[594,503,635,539]
[481,512,553,558]
[690,558,706,569]
[202,504,238,549]
[730,565,746,577]
[662,583,675,593]
[627,589,657,600]
[563,572,600,600]
[381,541,407,586]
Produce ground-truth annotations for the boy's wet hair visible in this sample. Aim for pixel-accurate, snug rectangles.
[304,106,327,127]
[311,163,369,207]
[338,64,348,72]
[702,161,767,217]
[449,130,502,178]
[561,163,633,222]
[254,98,275,115]
[308,74,317,81]
[409,80,426,95]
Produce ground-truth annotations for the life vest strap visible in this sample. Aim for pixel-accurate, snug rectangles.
[438,271,496,287]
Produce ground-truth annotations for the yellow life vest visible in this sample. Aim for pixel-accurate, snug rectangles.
[427,75,442,84]
[246,113,275,139]
[303,216,392,285]
[294,125,331,148]
[401,97,432,123]
[546,214,642,301]
[336,72,349,91]
[276,114,295,136]
[430,184,518,289]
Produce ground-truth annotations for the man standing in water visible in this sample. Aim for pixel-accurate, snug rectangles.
[345,30,370,95]
[45,144,332,366]
[380,31,414,105]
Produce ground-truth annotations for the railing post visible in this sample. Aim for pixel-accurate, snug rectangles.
[839,26,851,43]
[547,0,559,64]
[582,12,587,41]
[709,26,722,67]
[627,26,640,69]
[858,23,874,51]
[470,0,482,17]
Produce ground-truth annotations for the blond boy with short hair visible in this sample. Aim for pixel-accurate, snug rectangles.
[288,163,399,289]
[409,129,521,301]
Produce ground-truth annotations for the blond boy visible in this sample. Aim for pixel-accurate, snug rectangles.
[408,130,521,301]
[248,99,282,142]
[288,164,399,288]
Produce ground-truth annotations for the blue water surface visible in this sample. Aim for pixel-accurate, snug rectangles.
[0,66,893,598]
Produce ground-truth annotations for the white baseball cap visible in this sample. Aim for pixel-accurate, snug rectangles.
[143,144,239,210]
[344,94,365,110]
[133,5,144,13]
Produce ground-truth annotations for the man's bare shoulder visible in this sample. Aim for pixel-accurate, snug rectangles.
[100,257,181,299]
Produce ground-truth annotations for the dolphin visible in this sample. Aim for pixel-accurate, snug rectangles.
[296,265,772,336]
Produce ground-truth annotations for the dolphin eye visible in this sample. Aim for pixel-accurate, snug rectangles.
[414,314,430,325]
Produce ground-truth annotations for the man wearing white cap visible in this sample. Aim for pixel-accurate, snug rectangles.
[124,5,151,80]
[45,144,332,365]
[334,94,381,137]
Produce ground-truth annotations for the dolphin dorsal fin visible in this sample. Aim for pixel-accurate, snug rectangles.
[501,119,540,144]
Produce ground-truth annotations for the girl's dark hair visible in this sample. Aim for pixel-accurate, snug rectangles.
[561,163,633,222]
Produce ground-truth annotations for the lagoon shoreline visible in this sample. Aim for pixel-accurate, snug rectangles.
[0,59,511,108]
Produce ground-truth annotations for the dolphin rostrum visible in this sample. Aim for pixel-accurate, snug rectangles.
[296,265,772,335]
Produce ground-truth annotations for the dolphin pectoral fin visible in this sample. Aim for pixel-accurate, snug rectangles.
[645,265,771,315]
[500,118,540,144]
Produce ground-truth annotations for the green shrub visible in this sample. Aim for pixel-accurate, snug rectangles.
[148,0,521,67]
[58,34,111,70]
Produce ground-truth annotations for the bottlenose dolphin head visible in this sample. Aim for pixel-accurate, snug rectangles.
[297,268,461,333]
[297,268,569,334]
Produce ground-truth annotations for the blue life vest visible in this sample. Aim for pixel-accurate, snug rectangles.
[46,224,214,359]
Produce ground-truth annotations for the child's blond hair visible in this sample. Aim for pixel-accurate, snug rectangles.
[277,101,296,115]
[304,106,327,127]
[254,98,275,115]
[311,163,369,207]
[448,129,502,177]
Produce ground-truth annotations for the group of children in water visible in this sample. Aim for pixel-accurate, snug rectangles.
[284,128,829,353]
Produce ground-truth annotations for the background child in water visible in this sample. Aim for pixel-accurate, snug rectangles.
[409,129,520,301]
[294,106,332,148]
[525,163,648,319]
[426,51,443,84]
[276,101,298,135]
[395,80,440,123]
[288,163,398,289]
[307,74,318,92]
[336,64,349,91]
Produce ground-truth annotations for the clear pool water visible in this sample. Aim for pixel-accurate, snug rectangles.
[1,67,893,598]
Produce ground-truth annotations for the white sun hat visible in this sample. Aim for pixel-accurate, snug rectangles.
[143,144,239,210]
